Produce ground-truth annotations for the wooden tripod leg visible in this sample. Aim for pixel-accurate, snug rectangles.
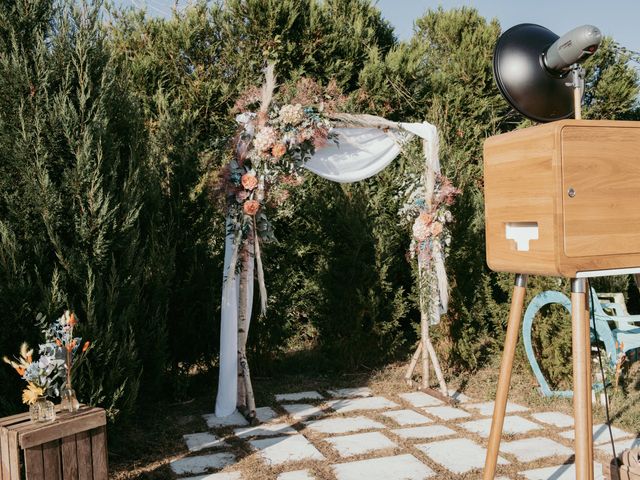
[571,278,594,480]
[584,281,594,479]
[483,274,528,480]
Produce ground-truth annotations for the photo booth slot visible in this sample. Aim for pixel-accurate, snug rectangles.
[482,24,640,480]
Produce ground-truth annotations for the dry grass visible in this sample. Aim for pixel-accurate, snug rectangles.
[109,360,640,480]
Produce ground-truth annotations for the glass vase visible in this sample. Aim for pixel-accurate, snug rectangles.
[29,396,56,423]
[61,385,80,413]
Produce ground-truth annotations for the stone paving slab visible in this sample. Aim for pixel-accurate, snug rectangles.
[327,396,398,413]
[327,387,372,398]
[398,392,443,407]
[325,431,397,457]
[520,463,604,480]
[460,415,542,437]
[275,391,324,402]
[277,469,315,480]
[392,425,456,440]
[234,422,297,438]
[182,472,242,480]
[499,436,573,462]
[184,432,226,452]
[170,452,237,475]
[560,423,633,445]
[595,436,640,454]
[381,409,433,426]
[530,411,575,428]
[416,438,509,474]
[282,403,326,419]
[423,405,471,421]
[332,454,435,480]
[255,406,279,423]
[464,401,528,417]
[203,411,249,428]
[448,389,471,403]
[250,434,325,466]
[304,416,385,434]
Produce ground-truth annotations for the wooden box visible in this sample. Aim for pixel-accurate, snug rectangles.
[0,407,107,480]
[484,119,640,278]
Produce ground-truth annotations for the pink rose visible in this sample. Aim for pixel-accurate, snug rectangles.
[243,200,260,216]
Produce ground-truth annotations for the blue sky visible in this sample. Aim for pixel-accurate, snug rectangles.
[114,0,640,53]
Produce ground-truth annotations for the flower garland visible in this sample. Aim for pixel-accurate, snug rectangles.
[400,174,460,264]
[399,171,460,323]
[222,103,334,246]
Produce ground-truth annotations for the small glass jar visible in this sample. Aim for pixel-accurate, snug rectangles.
[29,396,56,423]
[60,385,80,413]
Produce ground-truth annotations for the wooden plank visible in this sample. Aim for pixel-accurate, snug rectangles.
[0,411,30,428]
[24,445,44,479]
[61,435,78,480]
[75,431,93,480]
[42,440,61,480]
[7,432,19,480]
[1,427,10,480]
[19,409,106,449]
[90,426,108,480]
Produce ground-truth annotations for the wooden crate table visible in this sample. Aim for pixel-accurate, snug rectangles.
[0,406,107,480]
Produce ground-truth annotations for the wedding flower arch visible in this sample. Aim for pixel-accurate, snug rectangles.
[214,66,459,419]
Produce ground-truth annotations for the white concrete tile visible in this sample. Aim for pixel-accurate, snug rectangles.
[416,438,509,474]
[500,436,573,462]
[234,422,297,438]
[381,409,433,426]
[520,463,604,480]
[327,387,372,398]
[182,473,242,480]
[255,406,279,423]
[423,405,471,421]
[281,403,325,419]
[304,416,385,434]
[326,432,397,457]
[170,452,236,475]
[276,391,324,402]
[332,454,435,480]
[392,425,456,440]
[203,411,249,428]
[460,415,542,437]
[327,396,398,413]
[531,411,575,428]
[464,401,528,417]
[595,436,640,454]
[399,392,443,407]
[250,434,325,466]
[183,432,226,452]
[277,470,315,480]
[560,424,634,445]
[181,472,242,480]
[448,389,472,403]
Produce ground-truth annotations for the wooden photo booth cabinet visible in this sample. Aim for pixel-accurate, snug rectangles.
[483,120,640,480]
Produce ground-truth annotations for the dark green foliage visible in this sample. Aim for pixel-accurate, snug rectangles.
[0,0,638,421]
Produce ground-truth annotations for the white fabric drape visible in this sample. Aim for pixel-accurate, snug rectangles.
[214,119,440,417]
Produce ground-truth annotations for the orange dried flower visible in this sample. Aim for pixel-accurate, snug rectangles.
[431,221,443,236]
[15,366,25,376]
[82,341,90,353]
[66,340,77,352]
[68,312,77,327]
[55,339,62,347]
[241,174,258,191]
[271,143,287,158]
[243,200,260,216]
